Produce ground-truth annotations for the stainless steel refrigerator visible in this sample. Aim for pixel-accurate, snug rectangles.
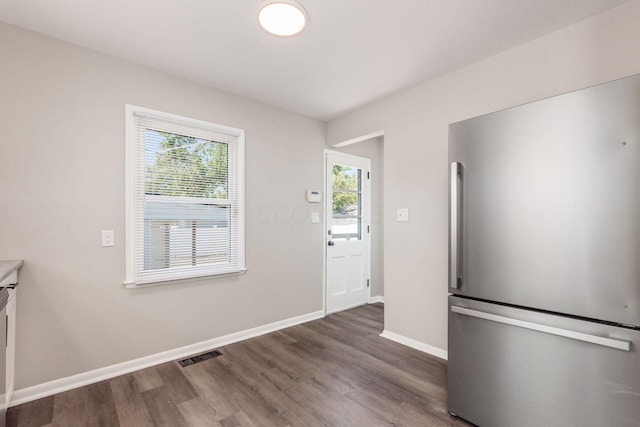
[447,74,640,427]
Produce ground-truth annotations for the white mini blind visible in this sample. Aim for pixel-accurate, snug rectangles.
[125,106,245,286]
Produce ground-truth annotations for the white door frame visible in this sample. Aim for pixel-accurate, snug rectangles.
[323,149,372,314]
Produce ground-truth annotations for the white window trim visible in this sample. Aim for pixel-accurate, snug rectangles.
[124,104,245,288]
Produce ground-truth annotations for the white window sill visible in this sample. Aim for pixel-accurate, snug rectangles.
[123,268,248,290]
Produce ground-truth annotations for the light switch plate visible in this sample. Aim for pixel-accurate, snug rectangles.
[101,230,115,247]
[397,208,409,222]
[311,212,320,223]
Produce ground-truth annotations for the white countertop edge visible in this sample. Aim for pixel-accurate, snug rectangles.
[0,260,23,284]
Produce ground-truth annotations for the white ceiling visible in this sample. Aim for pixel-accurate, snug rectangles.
[0,0,629,120]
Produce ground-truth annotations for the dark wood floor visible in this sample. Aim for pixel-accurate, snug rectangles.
[8,303,470,426]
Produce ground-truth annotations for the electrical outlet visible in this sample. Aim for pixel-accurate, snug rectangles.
[101,230,115,247]
[397,208,409,222]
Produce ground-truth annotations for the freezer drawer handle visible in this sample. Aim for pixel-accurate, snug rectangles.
[451,305,631,351]
[450,162,462,288]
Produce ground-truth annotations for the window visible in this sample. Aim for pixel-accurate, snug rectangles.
[125,105,245,287]
[331,164,362,240]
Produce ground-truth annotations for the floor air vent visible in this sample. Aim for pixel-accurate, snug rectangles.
[179,350,222,367]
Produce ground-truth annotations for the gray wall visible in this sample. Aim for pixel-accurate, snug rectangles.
[327,0,640,353]
[331,138,384,297]
[0,23,327,389]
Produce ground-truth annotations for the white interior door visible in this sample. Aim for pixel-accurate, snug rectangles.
[325,151,371,314]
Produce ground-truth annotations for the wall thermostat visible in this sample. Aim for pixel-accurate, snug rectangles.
[306,190,322,203]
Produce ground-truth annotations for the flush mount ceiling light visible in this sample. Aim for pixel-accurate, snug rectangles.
[258,0,307,37]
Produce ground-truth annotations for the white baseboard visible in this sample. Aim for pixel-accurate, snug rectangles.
[380,329,448,360]
[369,295,384,304]
[11,310,325,407]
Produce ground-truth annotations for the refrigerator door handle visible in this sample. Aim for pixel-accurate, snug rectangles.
[450,162,462,288]
[451,305,631,351]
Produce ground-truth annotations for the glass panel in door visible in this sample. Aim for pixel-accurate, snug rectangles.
[331,164,362,241]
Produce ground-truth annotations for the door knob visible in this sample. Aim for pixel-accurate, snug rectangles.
[328,241,335,246]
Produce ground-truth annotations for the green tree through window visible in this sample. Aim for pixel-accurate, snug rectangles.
[145,131,228,199]
[332,164,359,214]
